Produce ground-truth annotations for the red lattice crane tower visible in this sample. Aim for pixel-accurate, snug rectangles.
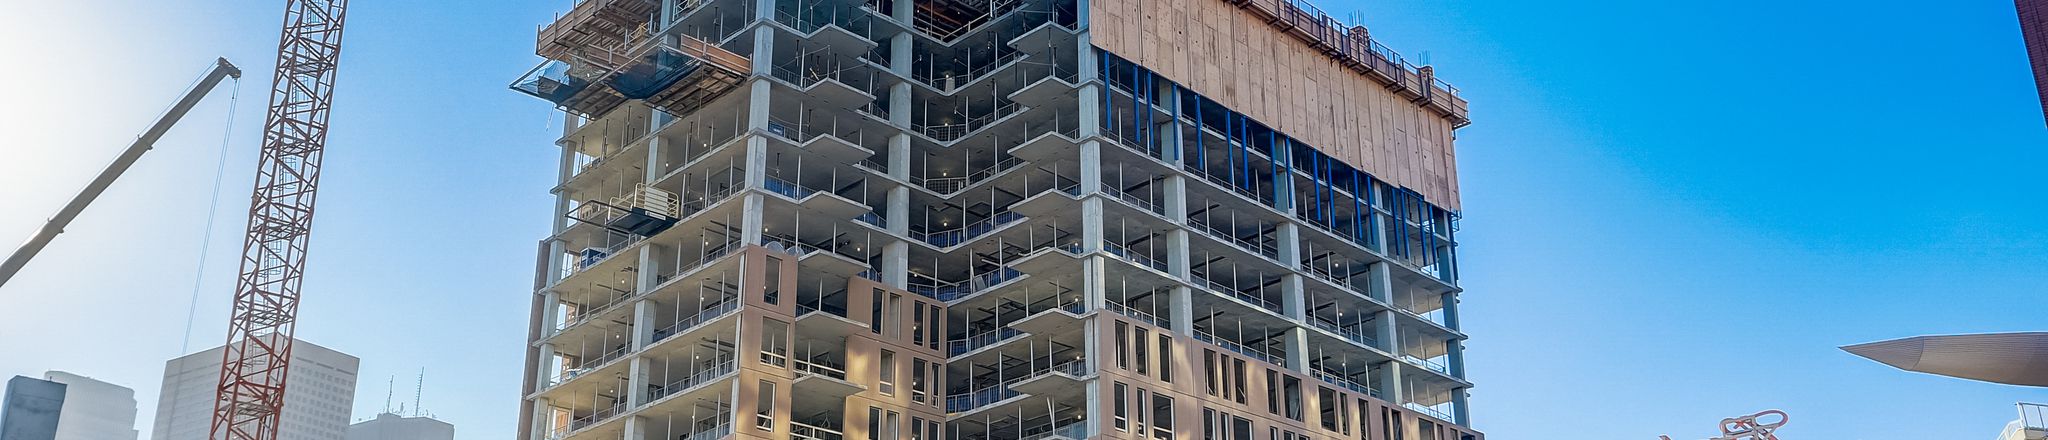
[210,0,348,438]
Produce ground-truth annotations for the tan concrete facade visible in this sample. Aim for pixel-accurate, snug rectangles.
[1089,0,1467,210]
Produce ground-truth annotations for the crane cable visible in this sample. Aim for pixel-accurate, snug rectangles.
[179,75,241,354]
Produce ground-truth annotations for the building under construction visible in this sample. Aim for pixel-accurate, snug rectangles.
[511,0,1475,437]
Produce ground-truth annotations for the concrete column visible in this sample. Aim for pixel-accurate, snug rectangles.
[1440,292,1461,331]
[1080,198,1104,253]
[1164,229,1190,279]
[889,33,913,75]
[627,358,652,407]
[1376,309,1400,355]
[529,397,555,440]
[1082,319,1104,436]
[1077,85,1102,138]
[623,414,648,440]
[1275,222,1301,269]
[891,0,913,23]
[1447,339,1467,380]
[886,186,910,235]
[1170,286,1194,336]
[883,241,909,289]
[1283,327,1309,372]
[753,0,775,21]
[636,246,659,294]
[535,344,558,390]
[1081,256,1108,311]
[741,193,766,245]
[1079,140,1103,193]
[1367,261,1393,303]
[541,291,563,337]
[632,298,657,351]
[645,107,665,183]
[1377,360,1405,404]
[1279,274,1305,321]
[1162,175,1188,222]
[1451,388,1471,426]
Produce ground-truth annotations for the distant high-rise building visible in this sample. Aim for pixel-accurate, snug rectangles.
[2019,0,2048,122]
[0,376,64,440]
[40,371,137,440]
[346,413,454,440]
[149,339,360,440]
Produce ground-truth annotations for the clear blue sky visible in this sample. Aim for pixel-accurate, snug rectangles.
[0,0,2043,439]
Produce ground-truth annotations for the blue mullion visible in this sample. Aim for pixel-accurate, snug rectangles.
[1187,94,1196,171]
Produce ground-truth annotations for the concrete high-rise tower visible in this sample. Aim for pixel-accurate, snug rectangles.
[513,0,1478,438]
[41,371,138,440]
[150,339,360,440]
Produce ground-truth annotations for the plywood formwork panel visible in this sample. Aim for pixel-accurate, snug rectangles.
[1089,0,1464,210]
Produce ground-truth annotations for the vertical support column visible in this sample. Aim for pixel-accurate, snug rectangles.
[1082,256,1107,311]
[529,397,554,440]
[645,107,665,182]
[540,291,562,337]
[1164,229,1190,279]
[631,295,657,350]
[1377,360,1405,407]
[742,193,767,246]
[1170,286,1194,336]
[534,345,557,390]
[1082,319,1105,436]
[1367,261,1394,303]
[883,241,909,289]
[1377,309,1400,357]
[1440,292,1461,331]
[1275,222,1301,269]
[627,358,652,407]
[623,415,648,440]
[1447,339,1467,379]
[1282,328,1308,372]
[1081,198,1105,253]
[1451,388,1471,426]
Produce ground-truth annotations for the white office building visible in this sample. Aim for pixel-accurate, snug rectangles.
[41,371,138,440]
[149,338,359,440]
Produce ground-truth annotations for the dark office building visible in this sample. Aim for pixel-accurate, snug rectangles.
[0,376,65,440]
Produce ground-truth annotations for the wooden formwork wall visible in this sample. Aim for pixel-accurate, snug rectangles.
[1090,0,1464,211]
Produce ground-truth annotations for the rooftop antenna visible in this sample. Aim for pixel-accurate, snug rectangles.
[413,367,425,417]
[383,376,394,414]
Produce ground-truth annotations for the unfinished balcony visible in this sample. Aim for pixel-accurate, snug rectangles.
[1302,288,1387,353]
[788,332,866,403]
[1308,357,1383,400]
[537,0,659,68]
[1189,309,1290,367]
[539,382,633,440]
[641,328,741,412]
[556,102,658,194]
[950,404,1087,440]
[1187,259,1287,319]
[945,349,1090,418]
[1393,326,1461,382]
[628,403,734,440]
[1398,373,1465,426]
[644,276,741,347]
[515,35,750,120]
[1183,198,1287,268]
[946,282,1085,359]
[1387,274,1457,334]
